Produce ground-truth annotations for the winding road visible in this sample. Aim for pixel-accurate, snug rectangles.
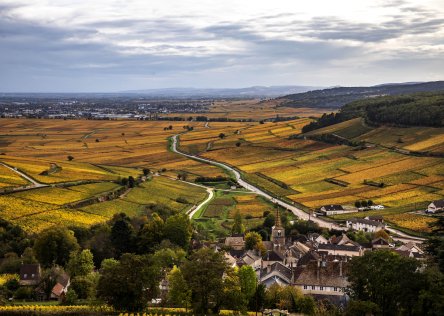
[171,135,342,230]
[171,134,426,243]
[0,162,48,189]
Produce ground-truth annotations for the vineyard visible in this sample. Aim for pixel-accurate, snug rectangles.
[175,117,444,232]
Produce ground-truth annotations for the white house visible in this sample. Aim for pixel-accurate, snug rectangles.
[427,199,444,213]
[346,218,385,233]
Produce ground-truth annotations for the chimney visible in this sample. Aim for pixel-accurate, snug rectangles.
[339,260,343,277]
[267,263,271,273]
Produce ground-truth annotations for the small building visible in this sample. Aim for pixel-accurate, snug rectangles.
[294,259,349,305]
[346,218,385,233]
[371,237,390,249]
[365,215,384,223]
[427,199,444,213]
[224,235,245,250]
[260,262,293,288]
[318,244,363,257]
[19,264,41,286]
[50,273,70,301]
[319,204,357,216]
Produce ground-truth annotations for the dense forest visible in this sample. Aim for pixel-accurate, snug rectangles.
[301,92,444,133]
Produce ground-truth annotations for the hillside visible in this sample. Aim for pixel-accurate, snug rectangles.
[301,92,444,134]
[280,81,444,109]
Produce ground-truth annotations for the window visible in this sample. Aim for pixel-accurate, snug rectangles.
[24,274,27,278]
[303,285,307,290]
[311,286,315,290]
[334,287,338,291]
[320,286,324,291]
[31,274,35,278]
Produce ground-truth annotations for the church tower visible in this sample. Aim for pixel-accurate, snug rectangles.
[271,208,285,249]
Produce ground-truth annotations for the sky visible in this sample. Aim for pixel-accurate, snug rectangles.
[0,0,443,92]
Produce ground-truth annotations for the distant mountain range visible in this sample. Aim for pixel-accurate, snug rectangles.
[120,86,321,98]
[280,81,444,108]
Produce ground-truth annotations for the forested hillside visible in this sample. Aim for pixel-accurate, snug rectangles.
[302,92,444,133]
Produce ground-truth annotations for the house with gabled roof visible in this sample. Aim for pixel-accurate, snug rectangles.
[19,264,41,286]
[346,218,385,233]
[260,262,293,288]
[294,259,349,305]
[427,199,444,213]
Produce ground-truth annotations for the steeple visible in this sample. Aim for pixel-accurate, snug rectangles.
[271,208,285,250]
[274,208,283,228]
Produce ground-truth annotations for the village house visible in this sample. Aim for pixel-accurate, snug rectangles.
[19,264,41,286]
[427,199,444,213]
[260,262,294,288]
[294,259,349,306]
[224,235,245,250]
[371,237,390,249]
[318,243,363,257]
[50,273,70,301]
[319,205,357,216]
[346,218,385,232]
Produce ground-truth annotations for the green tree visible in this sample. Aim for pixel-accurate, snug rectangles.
[182,248,228,314]
[245,231,262,250]
[62,289,78,305]
[237,265,257,307]
[346,249,422,315]
[67,249,94,277]
[167,265,191,309]
[153,248,186,269]
[232,210,245,235]
[97,253,161,311]
[70,273,98,300]
[163,214,192,249]
[137,213,164,253]
[111,214,135,257]
[33,226,79,267]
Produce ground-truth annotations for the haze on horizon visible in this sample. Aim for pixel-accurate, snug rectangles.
[1,0,443,93]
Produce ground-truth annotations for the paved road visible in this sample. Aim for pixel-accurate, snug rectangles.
[171,135,427,243]
[186,187,214,219]
[0,162,48,188]
[171,135,342,230]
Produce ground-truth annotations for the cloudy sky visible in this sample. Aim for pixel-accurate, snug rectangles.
[1,0,443,92]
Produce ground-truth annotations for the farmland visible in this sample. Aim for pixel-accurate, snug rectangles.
[175,116,444,233]
[0,118,220,232]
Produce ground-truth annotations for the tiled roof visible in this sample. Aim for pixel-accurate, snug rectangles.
[294,261,348,288]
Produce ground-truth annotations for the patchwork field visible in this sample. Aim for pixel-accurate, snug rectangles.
[176,117,444,233]
[0,118,221,232]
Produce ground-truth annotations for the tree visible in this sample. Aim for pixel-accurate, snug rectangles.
[245,231,262,251]
[67,155,74,161]
[33,226,79,267]
[21,247,37,264]
[163,214,192,249]
[111,214,135,257]
[219,133,226,139]
[355,200,362,208]
[128,176,135,188]
[263,213,275,229]
[142,168,150,176]
[182,248,228,314]
[374,229,390,241]
[236,142,241,147]
[167,266,191,309]
[232,210,245,235]
[346,249,422,315]
[237,265,257,307]
[62,289,78,305]
[97,253,162,311]
[67,249,94,277]
[137,213,164,253]
[367,199,374,206]
[70,273,98,300]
